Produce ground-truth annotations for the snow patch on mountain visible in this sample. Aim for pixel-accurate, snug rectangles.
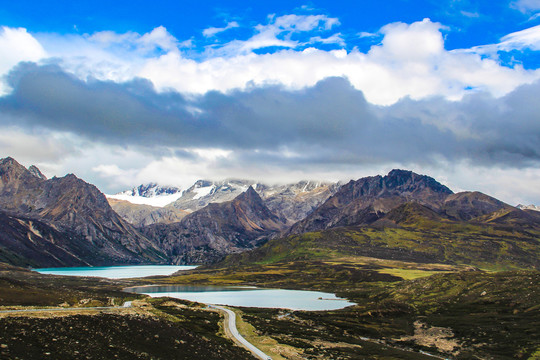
[517,204,540,212]
[192,184,216,200]
[107,183,183,207]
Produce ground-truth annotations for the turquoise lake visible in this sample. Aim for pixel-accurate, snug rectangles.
[33,265,197,279]
[125,285,355,311]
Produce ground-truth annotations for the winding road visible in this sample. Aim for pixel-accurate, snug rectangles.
[209,305,272,360]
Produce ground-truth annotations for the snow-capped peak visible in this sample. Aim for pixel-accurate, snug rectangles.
[517,204,540,212]
[107,183,183,207]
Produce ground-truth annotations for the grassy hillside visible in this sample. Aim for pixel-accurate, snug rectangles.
[221,203,540,271]
[237,270,540,359]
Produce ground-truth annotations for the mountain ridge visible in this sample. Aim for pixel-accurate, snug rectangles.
[287,169,454,235]
[142,186,288,264]
[0,157,167,267]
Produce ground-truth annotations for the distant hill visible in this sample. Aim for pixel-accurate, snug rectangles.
[0,157,167,267]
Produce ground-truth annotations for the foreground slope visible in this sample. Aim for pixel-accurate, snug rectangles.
[0,157,167,267]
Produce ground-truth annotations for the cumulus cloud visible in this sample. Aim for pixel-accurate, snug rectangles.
[499,24,540,51]
[87,26,179,54]
[1,64,539,172]
[137,18,540,104]
[0,27,47,94]
[208,14,341,55]
[1,18,539,105]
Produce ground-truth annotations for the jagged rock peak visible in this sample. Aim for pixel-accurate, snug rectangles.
[384,169,453,194]
[0,156,26,173]
[236,185,260,201]
[28,165,47,180]
[0,156,16,164]
[0,156,37,187]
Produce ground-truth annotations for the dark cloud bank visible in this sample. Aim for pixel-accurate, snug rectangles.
[1,63,539,169]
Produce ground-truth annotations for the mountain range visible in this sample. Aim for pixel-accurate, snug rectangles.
[0,156,539,270]
[223,171,540,270]
[108,179,340,227]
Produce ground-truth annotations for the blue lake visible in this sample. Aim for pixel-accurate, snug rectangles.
[125,285,355,311]
[33,265,197,279]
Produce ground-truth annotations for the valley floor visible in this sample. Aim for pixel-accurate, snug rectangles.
[1,260,540,359]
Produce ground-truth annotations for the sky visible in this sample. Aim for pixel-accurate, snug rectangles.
[0,0,540,205]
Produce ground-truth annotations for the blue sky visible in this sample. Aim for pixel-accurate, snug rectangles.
[0,0,540,204]
[1,0,539,53]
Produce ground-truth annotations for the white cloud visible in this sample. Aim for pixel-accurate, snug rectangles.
[137,18,540,104]
[511,0,540,12]
[87,26,179,54]
[0,126,74,166]
[2,16,539,105]
[212,14,341,55]
[309,33,345,46]
[358,31,378,38]
[0,27,46,94]
[203,21,239,37]
[499,24,540,51]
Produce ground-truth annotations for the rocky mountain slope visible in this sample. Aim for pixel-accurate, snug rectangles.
[168,180,252,212]
[257,181,341,224]
[142,187,287,264]
[440,191,512,221]
[288,169,454,235]
[0,157,167,267]
[107,199,188,227]
[0,211,92,267]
